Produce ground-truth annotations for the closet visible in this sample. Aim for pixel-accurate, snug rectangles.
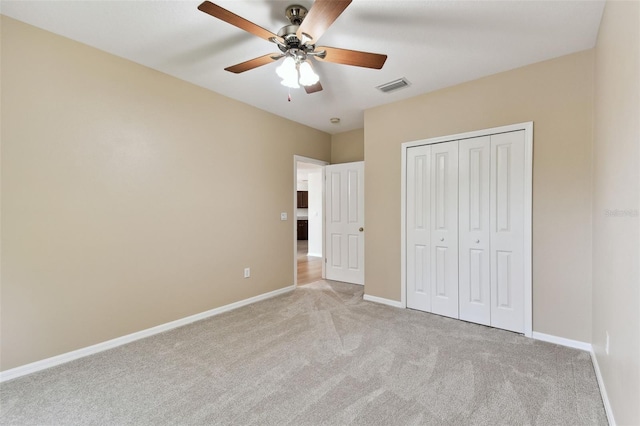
[405,127,530,334]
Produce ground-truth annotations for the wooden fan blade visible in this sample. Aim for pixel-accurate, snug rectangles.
[198,1,277,42]
[296,0,352,42]
[315,46,387,69]
[224,53,281,74]
[304,81,323,94]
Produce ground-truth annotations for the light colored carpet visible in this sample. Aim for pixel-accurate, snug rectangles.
[0,280,606,425]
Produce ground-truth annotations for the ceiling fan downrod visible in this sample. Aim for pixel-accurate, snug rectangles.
[285,5,308,25]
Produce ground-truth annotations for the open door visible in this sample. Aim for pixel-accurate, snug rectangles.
[325,162,365,285]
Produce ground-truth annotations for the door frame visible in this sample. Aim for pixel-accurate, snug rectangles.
[293,155,329,286]
[400,122,534,337]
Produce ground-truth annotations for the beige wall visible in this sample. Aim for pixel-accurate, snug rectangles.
[0,17,331,371]
[592,1,640,424]
[331,128,364,164]
[364,50,594,343]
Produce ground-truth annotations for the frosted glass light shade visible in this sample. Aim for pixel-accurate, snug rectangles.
[276,57,296,79]
[298,61,319,86]
[281,74,300,89]
[276,56,319,88]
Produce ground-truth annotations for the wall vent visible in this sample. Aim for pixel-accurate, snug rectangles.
[376,77,410,93]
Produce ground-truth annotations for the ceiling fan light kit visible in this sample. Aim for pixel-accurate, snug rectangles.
[275,47,320,88]
[197,0,387,95]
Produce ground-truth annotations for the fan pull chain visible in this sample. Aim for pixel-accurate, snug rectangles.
[288,88,292,102]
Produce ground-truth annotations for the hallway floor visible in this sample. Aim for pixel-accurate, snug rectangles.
[297,240,322,285]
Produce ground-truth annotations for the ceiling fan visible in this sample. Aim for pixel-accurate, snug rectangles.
[197,0,388,94]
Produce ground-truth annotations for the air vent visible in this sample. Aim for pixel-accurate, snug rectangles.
[376,77,410,93]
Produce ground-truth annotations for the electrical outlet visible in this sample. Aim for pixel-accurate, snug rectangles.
[244,267,251,278]
[605,332,610,355]
[280,212,287,221]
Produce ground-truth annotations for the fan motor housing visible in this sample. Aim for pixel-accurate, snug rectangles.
[276,24,317,54]
[277,24,300,42]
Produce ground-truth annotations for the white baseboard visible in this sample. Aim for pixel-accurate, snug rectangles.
[0,284,295,383]
[307,252,322,258]
[363,294,403,308]
[590,350,616,426]
[531,331,592,352]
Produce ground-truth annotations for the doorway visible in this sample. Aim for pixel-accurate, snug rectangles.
[294,156,327,286]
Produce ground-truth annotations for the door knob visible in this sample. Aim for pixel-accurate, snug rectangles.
[476,239,480,244]
[359,227,364,232]
[440,238,444,242]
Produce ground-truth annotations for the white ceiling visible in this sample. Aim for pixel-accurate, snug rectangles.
[1,0,605,134]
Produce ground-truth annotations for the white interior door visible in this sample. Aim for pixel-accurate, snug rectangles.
[490,131,525,333]
[459,136,491,325]
[325,162,365,285]
[430,141,459,319]
[406,145,431,310]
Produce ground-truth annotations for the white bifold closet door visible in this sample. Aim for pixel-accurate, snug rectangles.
[458,136,491,326]
[430,142,459,318]
[406,130,526,333]
[489,132,525,333]
[459,132,525,331]
[406,146,431,311]
[406,141,459,319]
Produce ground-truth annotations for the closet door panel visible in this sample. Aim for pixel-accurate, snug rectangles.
[490,131,525,333]
[406,146,431,311]
[459,136,491,326]
[430,141,459,319]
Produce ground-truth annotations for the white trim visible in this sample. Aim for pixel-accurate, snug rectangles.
[0,284,296,383]
[402,122,533,149]
[293,155,329,287]
[522,122,534,337]
[531,331,592,352]
[363,294,403,308]
[400,122,533,337]
[400,143,408,308]
[590,350,616,426]
[307,252,322,258]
